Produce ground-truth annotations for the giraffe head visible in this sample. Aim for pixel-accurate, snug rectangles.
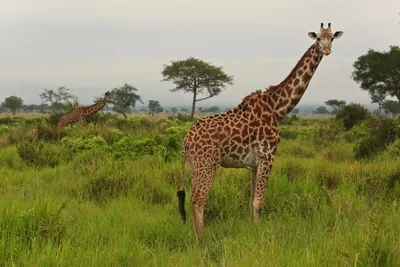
[104,91,111,101]
[308,22,343,56]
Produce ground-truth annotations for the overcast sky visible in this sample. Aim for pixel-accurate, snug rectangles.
[1,0,399,107]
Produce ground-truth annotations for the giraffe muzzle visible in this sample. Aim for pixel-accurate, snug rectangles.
[322,49,331,56]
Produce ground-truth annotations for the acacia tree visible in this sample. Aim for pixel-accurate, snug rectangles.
[39,87,76,113]
[148,100,163,116]
[2,96,23,115]
[352,46,400,106]
[161,57,234,118]
[313,106,330,115]
[108,83,143,119]
[324,99,346,114]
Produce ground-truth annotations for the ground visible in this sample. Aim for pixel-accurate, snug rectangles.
[0,113,399,266]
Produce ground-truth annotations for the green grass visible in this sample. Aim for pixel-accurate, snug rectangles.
[1,115,400,266]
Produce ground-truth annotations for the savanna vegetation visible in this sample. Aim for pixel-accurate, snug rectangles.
[1,107,400,266]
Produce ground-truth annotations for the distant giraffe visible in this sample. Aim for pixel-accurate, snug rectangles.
[57,91,111,140]
[177,23,344,240]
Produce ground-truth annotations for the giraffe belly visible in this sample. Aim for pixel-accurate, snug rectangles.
[220,147,257,170]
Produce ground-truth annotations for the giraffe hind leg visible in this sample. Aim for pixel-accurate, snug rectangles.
[190,164,217,242]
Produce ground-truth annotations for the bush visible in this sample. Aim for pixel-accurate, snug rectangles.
[354,116,400,160]
[280,115,299,125]
[111,136,166,159]
[61,136,108,153]
[313,119,344,146]
[387,139,400,157]
[336,103,369,130]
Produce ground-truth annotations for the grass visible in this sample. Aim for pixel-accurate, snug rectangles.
[0,113,400,266]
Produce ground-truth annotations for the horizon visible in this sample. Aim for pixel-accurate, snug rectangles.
[1,0,399,108]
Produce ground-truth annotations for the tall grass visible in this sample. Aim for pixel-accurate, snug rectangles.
[0,114,399,266]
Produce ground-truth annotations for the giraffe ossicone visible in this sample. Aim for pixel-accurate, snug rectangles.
[176,23,344,241]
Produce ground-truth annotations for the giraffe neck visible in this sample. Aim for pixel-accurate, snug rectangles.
[266,43,323,121]
[82,99,106,115]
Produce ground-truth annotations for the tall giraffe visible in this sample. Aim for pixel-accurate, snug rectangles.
[57,91,111,140]
[177,23,344,240]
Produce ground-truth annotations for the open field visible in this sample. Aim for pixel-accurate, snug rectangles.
[0,113,400,266]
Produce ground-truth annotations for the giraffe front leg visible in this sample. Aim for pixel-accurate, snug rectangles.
[252,154,274,224]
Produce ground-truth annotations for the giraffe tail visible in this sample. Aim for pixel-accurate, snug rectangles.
[177,138,188,223]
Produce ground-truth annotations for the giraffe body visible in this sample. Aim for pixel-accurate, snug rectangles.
[177,23,343,241]
[57,91,111,140]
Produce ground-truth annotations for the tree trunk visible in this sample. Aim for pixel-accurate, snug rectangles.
[119,111,128,120]
[191,87,197,119]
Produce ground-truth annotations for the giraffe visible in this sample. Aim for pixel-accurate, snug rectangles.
[57,91,111,140]
[176,22,344,241]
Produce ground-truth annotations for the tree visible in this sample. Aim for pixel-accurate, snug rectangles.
[313,106,330,115]
[352,46,400,105]
[203,106,220,114]
[161,57,234,118]
[324,99,346,114]
[108,83,143,119]
[170,107,178,114]
[381,100,400,117]
[148,100,164,116]
[336,103,369,130]
[2,96,23,115]
[39,87,76,112]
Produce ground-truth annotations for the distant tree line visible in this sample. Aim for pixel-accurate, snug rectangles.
[1,46,399,118]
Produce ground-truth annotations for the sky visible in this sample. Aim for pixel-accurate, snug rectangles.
[1,0,399,108]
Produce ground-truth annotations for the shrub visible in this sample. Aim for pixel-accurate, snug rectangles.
[343,121,369,142]
[313,119,345,146]
[387,139,400,157]
[279,127,299,139]
[336,103,369,130]
[111,136,166,159]
[354,116,400,160]
[280,115,299,125]
[61,136,108,153]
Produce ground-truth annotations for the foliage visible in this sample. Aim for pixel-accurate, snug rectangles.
[3,114,400,266]
[381,100,400,117]
[313,119,345,146]
[280,114,299,125]
[336,103,369,130]
[108,83,143,119]
[352,45,400,104]
[313,106,330,115]
[324,99,346,114]
[1,96,24,115]
[39,87,77,113]
[161,57,234,118]
[148,100,164,116]
[170,107,178,114]
[353,116,400,159]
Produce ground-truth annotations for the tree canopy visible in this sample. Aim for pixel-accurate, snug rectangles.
[324,99,346,114]
[161,57,234,118]
[1,96,23,115]
[108,83,143,119]
[148,100,164,116]
[313,106,330,115]
[39,87,77,113]
[352,46,400,105]
[381,100,400,117]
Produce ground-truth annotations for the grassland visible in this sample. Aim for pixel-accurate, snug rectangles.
[0,112,400,266]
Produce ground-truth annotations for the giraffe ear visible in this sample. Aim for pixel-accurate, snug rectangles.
[333,31,343,39]
[308,32,318,40]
